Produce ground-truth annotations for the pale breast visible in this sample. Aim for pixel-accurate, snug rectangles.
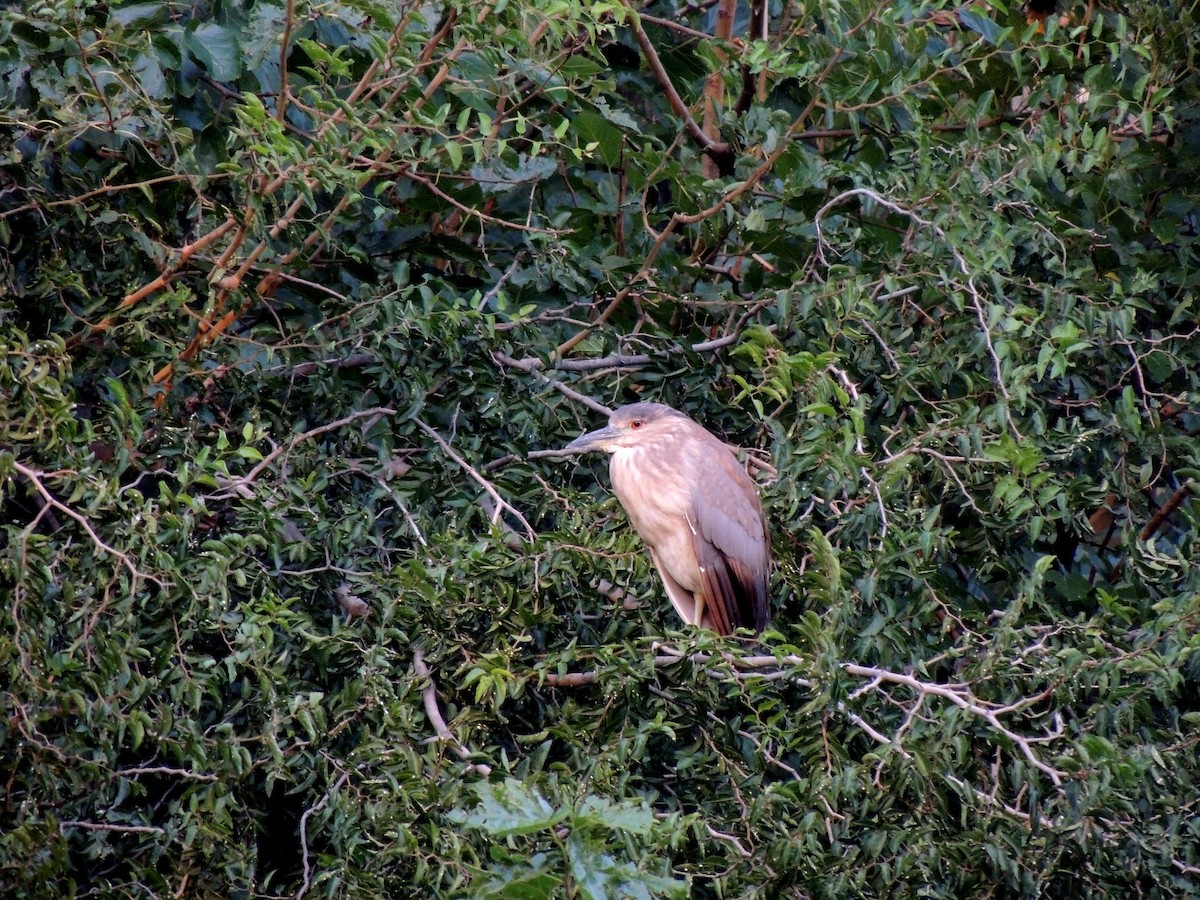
[609,446,702,592]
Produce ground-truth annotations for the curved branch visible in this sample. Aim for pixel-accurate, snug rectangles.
[207,407,398,500]
[627,10,733,162]
[813,187,1021,440]
[297,770,351,900]
[414,419,536,542]
[413,650,493,775]
[10,460,166,590]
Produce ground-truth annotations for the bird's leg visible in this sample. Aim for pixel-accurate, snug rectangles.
[683,510,708,628]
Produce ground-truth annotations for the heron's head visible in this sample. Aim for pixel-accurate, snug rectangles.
[562,402,684,454]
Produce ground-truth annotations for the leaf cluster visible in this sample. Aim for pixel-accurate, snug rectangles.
[1,0,1199,897]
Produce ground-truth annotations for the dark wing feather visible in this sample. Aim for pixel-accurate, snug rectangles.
[689,440,771,634]
[692,539,737,635]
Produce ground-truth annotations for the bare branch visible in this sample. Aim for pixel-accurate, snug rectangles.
[814,188,1021,439]
[414,419,536,542]
[476,256,525,311]
[841,663,1066,785]
[212,407,397,499]
[413,650,492,776]
[492,352,614,416]
[118,766,218,782]
[297,770,351,900]
[402,165,563,235]
[1139,479,1193,542]
[626,10,733,161]
[59,820,164,835]
[538,649,1069,787]
[10,460,165,590]
[704,823,753,858]
[509,323,776,377]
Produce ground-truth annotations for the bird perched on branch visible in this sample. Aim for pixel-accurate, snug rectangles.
[562,402,771,636]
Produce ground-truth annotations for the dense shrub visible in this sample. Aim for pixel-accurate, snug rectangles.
[2,0,1197,896]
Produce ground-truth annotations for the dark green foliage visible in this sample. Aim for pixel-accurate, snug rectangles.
[2,0,1199,897]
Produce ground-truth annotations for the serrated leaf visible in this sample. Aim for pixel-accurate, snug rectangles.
[456,780,567,837]
[576,796,655,834]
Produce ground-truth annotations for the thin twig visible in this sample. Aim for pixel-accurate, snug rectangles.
[402,166,562,234]
[704,823,753,858]
[539,649,1069,787]
[377,476,428,548]
[513,323,777,375]
[492,352,614,416]
[11,460,164,590]
[216,407,397,498]
[414,419,536,542]
[117,766,218,782]
[814,188,1021,439]
[296,770,351,900]
[59,820,164,835]
[476,256,525,311]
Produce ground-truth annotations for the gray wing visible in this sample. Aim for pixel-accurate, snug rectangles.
[689,441,771,634]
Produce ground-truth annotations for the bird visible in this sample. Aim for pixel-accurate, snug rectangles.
[562,402,771,636]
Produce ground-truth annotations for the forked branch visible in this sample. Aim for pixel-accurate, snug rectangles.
[538,648,1070,790]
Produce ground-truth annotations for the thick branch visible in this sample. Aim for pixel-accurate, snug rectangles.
[1139,479,1194,541]
[413,650,492,775]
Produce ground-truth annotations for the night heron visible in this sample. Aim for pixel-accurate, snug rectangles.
[563,402,770,635]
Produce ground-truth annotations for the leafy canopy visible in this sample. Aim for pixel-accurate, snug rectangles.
[1,0,1198,897]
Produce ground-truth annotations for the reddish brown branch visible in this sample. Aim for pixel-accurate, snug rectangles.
[627,11,732,164]
[700,0,737,177]
[1140,480,1194,542]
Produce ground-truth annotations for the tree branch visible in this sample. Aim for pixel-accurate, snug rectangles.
[297,770,351,900]
[59,820,163,835]
[538,649,1069,788]
[413,650,492,776]
[814,188,1021,439]
[414,419,536,542]
[626,10,732,161]
[1139,479,1193,541]
[211,407,398,499]
[10,460,165,590]
[492,351,614,416]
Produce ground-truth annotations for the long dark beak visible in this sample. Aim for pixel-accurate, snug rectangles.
[561,425,620,455]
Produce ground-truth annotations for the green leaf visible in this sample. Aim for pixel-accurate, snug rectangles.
[957,8,1006,44]
[474,863,560,899]
[186,23,242,81]
[109,3,168,30]
[575,796,655,834]
[453,781,568,837]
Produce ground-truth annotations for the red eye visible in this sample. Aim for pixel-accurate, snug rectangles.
[630,419,643,429]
